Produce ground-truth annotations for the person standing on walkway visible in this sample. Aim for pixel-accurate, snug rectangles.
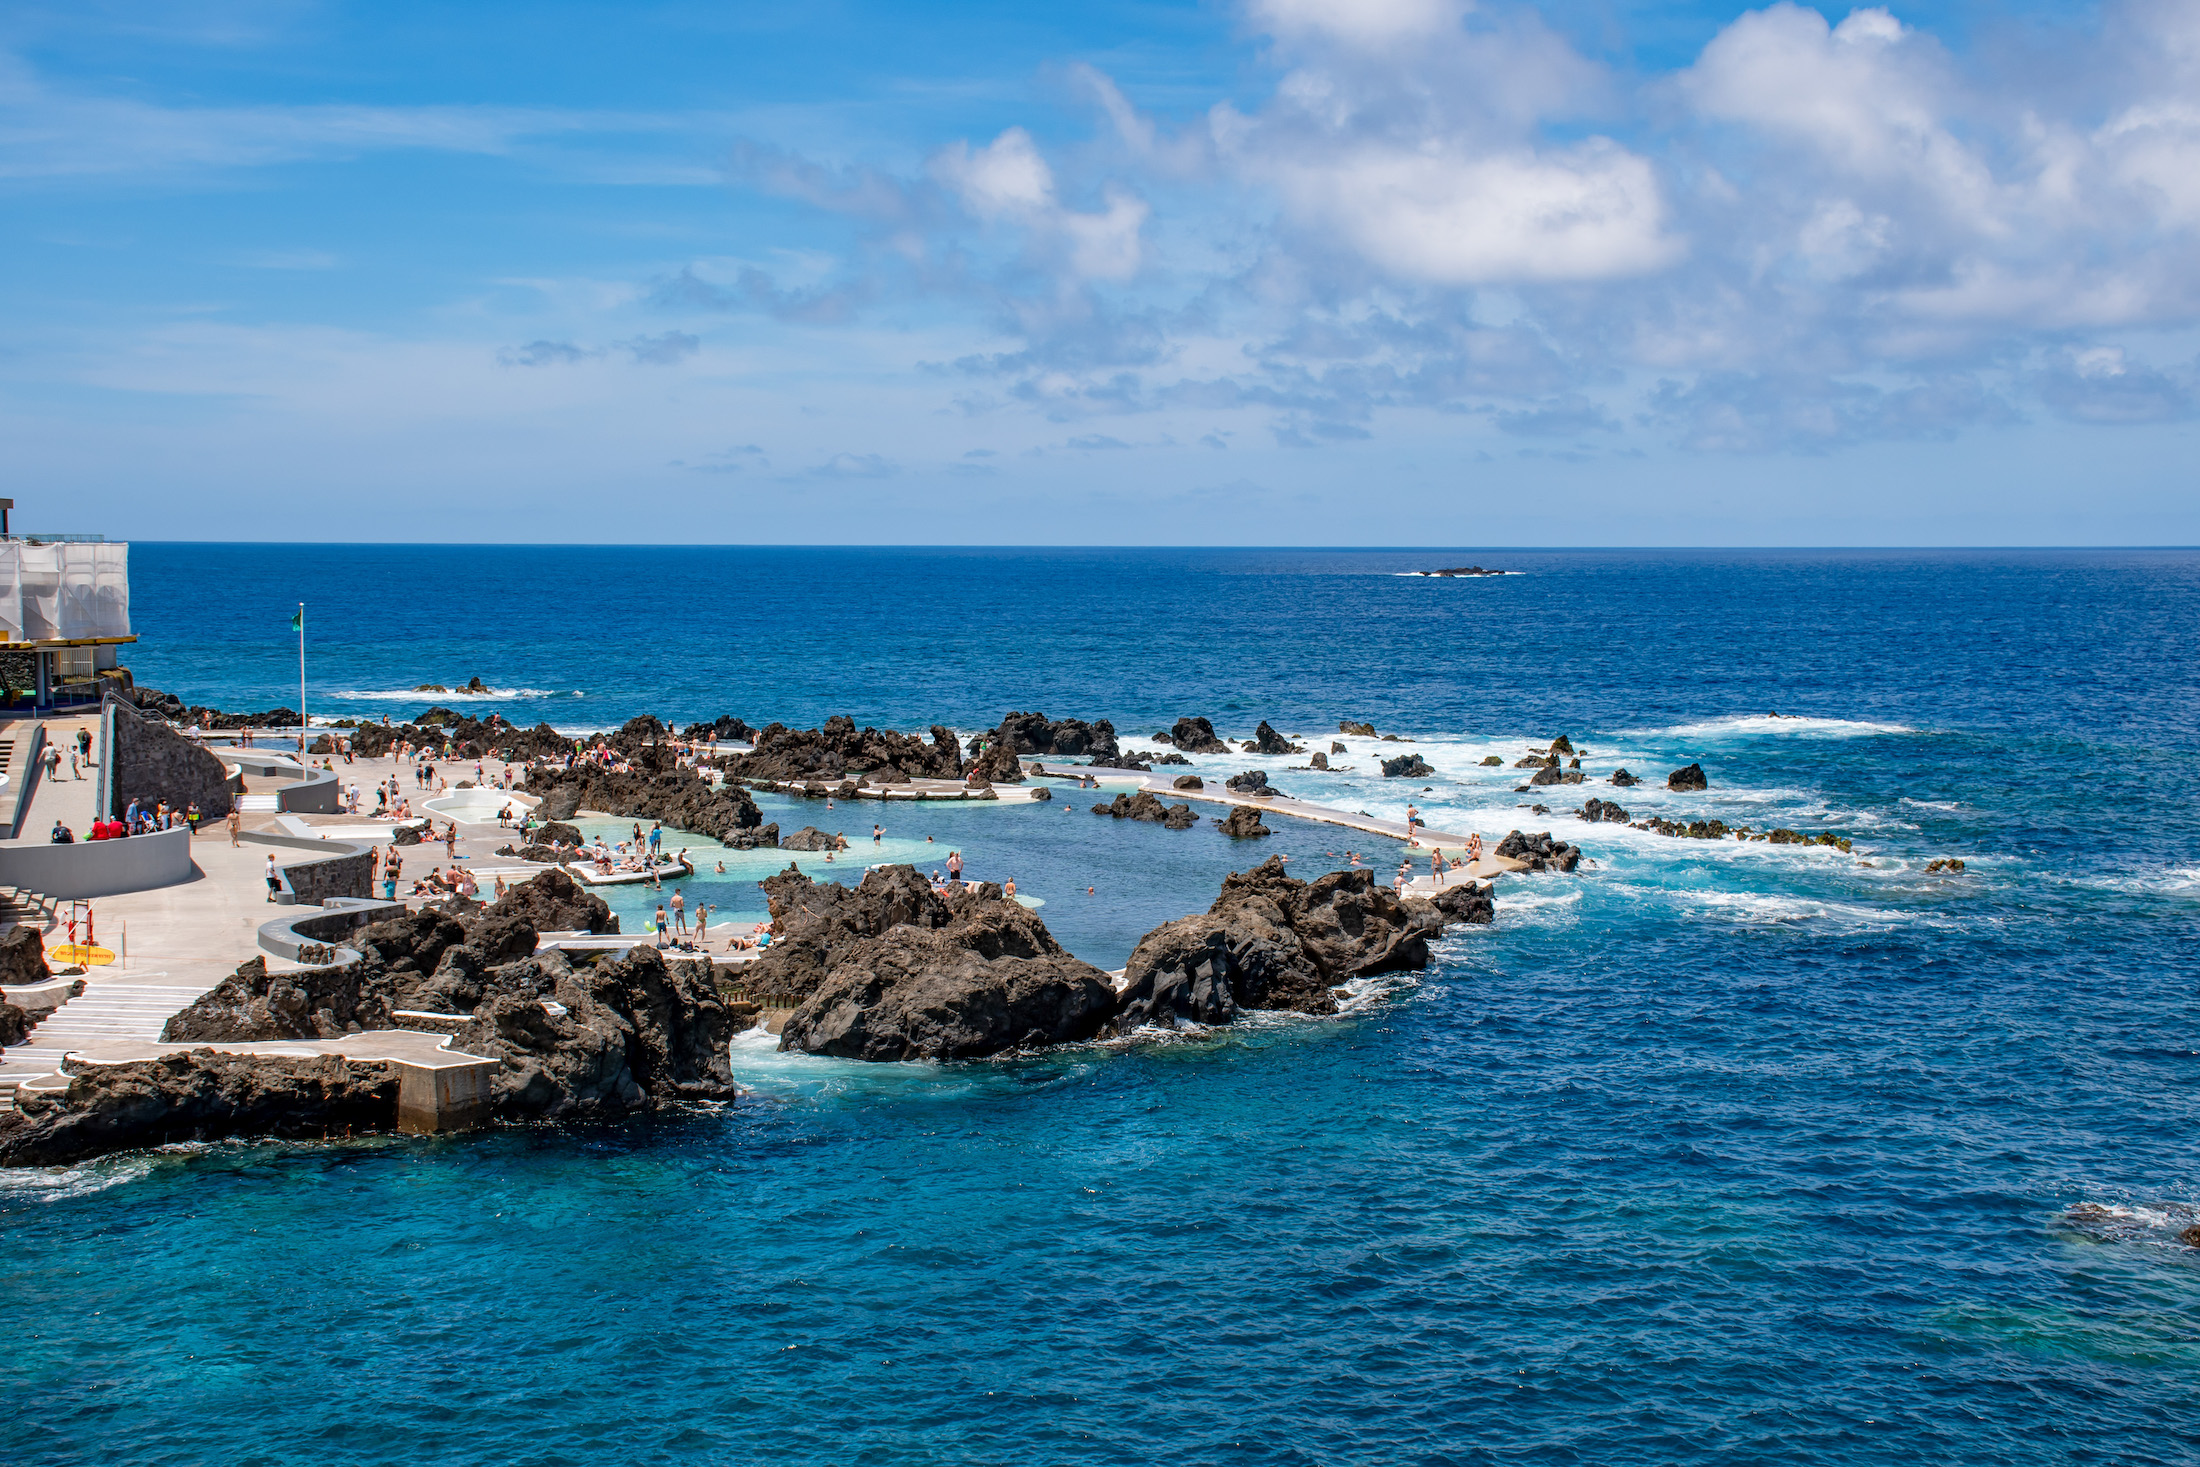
[670,888,687,934]
[227,805,242,846]
[1431,849,1445,887]
[45,746,60,782]
[187,801,201,836]
[654,903,670,949]
[265,854,282,903]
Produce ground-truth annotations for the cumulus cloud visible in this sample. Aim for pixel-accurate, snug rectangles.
[934,127,1149,281]
[692,0,2200,455]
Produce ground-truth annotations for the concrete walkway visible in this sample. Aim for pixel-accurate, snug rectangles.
[1029,761,1528,882]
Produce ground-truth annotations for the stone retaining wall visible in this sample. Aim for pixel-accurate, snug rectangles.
[100,694,233,820]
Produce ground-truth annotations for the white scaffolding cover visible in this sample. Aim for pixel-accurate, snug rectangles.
[0,542,131,642]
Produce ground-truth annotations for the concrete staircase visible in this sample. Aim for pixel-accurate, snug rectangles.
[237,793,280,812]
[0,982,211,1109]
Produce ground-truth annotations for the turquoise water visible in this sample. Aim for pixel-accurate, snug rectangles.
[7,547,2200,1463]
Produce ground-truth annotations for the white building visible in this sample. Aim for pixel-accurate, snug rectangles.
[0,505,135,709]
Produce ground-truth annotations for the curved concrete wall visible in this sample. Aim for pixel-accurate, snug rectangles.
[237,830,375,905]
[257,896,408,965]
[231,753,343,814]
[0,824,193,900]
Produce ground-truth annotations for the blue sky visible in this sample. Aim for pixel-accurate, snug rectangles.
[5,0,2196,544]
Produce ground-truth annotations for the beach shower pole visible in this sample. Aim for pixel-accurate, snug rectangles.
[295,602,306,753]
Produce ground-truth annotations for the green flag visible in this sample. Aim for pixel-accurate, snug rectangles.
[291,608,303,631]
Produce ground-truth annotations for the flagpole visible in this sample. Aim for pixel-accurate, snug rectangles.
[297,602,306,754]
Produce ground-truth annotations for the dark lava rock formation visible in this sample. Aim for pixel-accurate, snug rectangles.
[1578,798,1631,824]
[0,1051,404,1167]
[1667,763,1709,791]
[1308,751,1329,770]
[750,865,1117,1062]
[1215,806,1271,838]
[1169,717,1230,753]
[524,763,765,846]
[1338,720,1378,736]
[1609,768,1642,787]
[1090,792,1198,828]
[1173,774,1204,790]
[1495,830,1582,872]
[1113,857,1489,1028]
[1246,721,1301,755]
[989,711,1119,760]
[2,873,741,1163]
[1226,769,1277,796]
[723,716,964,786]
[683,714,758,743]
[1382,754,1436,778]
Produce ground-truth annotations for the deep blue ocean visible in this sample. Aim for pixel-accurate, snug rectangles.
[9,546,2200,1465]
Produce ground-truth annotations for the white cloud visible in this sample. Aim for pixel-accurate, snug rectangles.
[1248,0,1466,49]
[934,127,1148,280]
[1267,139,1679,283]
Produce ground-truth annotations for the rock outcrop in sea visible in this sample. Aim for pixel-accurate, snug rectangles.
[1226,769,1277,796]
[1091,792,1198,828]
[1578,798,1631,823]
[1169,717,1230,753]
[988,711,1120,760]
[1338,720,1378,736]
[1215,806,1271,838]
[1609,768,1642,787]
[721,716,965,785]
[1495,830,1583,872]
[1382,754,1436,778]
[1667,763,1709,791]
[1112,857,1490,1028]
[1246,721,1301,755]
[743,866,1117,1062]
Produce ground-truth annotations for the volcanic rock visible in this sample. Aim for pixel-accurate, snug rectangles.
[1309,751,1329,770]
[1173,775,1204,791]
[1548,735,1575,754]
[1331,741,1347,754]
[990,711,1120,760]
[1226,769,1275,796]
[1609,768,1642,787]
[522,765,765,844]
[1667,763,1709,792]
[1338,720,1378,736]
[755,868,1115,1061]
[1382,754,1436,778]
[1420,880,1495,926]
[723,716,964,785]
[1248,721,1300,755]
[1113,857,1450,1027]
[683,714,758,744]
[1215,806,1270,839]
[1481,756,1504,766]
[0,1051,404,1166]
[1169,717,1229,754]
[0,924,52,988]
[783,826,844,852]
[1494,830,1582,873]
[484,868,617,934]
[1578,798,1631,824]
